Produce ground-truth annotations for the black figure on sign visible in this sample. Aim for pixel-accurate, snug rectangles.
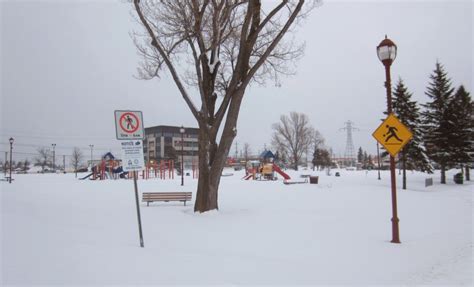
[384,125,403,142]
[126,115,135,130]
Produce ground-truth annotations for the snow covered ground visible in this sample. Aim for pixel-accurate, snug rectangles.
[1,168,472,286]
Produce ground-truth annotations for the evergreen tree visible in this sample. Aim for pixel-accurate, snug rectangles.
[447,86,474,176]
[392,78,433,189]
[357,147,364,163]
[421,62,455,184]
[313,148,331,170]
[312,148,321,171]
[363,151,368,168]
[367,155,374,169]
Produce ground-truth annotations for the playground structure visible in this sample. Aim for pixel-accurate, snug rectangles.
[80,152,199,181]
[79,152,125,180]
[243,161,291,182]
[241,150,310,184]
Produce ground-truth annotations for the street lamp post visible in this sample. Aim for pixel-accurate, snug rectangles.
[377,35,400,244]
[89,144,94,169]
[9,137,14,183]
[51,143,56,172]
[180,126,185,186]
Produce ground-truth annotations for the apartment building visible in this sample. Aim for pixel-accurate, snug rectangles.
[143,125,199,168]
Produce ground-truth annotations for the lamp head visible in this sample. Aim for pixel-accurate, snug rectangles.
[377,35,397,66]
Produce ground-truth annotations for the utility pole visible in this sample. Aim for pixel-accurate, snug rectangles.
[4,152,7,176]
[235,142,238,159]
[89,144,94,168]
[9,138,14,183]
[51,143,56,171]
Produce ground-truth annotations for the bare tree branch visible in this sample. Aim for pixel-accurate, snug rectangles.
[134,0,200,120]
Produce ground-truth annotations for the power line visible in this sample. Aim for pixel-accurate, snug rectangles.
[0,130,115,141]
[0,142,120,151]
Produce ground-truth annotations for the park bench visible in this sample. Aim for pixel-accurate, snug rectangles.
[142,192,192,206]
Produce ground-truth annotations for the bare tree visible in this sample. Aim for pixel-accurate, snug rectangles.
[132,0,317,212]
[35,147,51,172]
[71,147,84,178]
[311,130,325,150]
[271,112,315,170]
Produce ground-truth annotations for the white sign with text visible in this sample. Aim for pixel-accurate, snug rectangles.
[120,140,145,171]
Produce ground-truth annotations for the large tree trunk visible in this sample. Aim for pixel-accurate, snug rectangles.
[194,90,244,213]
[440,163,446,184]
[465,165,470,181]
[194,125,221,212]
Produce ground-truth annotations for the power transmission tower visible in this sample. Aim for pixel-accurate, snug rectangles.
[339,120,359,167]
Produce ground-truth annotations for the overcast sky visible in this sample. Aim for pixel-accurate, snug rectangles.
[1,0,472,162]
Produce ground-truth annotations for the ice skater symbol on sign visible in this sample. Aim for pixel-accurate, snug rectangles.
[373,113,413,157]
[384,125,403,143]
[114,110,144,140]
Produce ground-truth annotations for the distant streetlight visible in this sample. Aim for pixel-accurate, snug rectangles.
[89,144,94,169]
[9,137,14,183]
[51,143,56,172]
[180,126,185,186]
[377,35,400,244]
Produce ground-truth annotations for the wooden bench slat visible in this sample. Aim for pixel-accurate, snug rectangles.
[142,192,192,206]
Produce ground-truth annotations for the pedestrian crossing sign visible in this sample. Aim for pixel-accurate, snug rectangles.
[372,113,413,157]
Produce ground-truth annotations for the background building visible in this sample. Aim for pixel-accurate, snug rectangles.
[143,125,199,169]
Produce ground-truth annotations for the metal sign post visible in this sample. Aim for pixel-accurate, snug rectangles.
[115,110,146,248]
[133,171,144,248]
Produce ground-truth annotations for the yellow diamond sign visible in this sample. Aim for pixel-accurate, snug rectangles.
[373,113,413,157]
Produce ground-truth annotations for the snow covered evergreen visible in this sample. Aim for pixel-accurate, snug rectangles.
[421,62,455,184]
[392,78,432,189]
[446,85,474,174]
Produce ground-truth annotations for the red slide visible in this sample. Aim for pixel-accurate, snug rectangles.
[242,174,253,180]
[272,164,291,180]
